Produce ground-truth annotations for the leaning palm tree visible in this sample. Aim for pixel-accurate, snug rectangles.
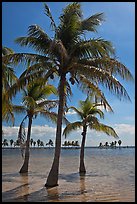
[2,2,133,187]
[14,79,58,173]
[63,98,118,174]
[2,46,18,125]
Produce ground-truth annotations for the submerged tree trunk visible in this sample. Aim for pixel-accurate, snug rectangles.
[79,125,87,174]
[19,115,33,173]
[45,74,66,188]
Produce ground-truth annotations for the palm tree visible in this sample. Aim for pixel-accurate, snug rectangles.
[63,98,118,174]
[110,141,115,148]
[14,79,58,173]
[40,141,44,147]
[10,139,14,147]
[33,141,36,147]
[105,142,109,147]
[62,140,68,147]
[3,139,8,147]
[30,138,33,146]
[37,139,41,147]
[118,139,122,147]
[114,140,117,147]
[46,139,54,147]
[3,2,133,187]
[2,46,18,125]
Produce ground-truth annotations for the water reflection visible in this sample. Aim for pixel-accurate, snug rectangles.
[19,173,29,201]
[46,186,60,202]
[79,174,88,202]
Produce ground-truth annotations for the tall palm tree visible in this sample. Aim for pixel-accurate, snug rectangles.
[63,98,118,174]
[14,79,58,173]
[2,46,18,125]
[2,3,133,187]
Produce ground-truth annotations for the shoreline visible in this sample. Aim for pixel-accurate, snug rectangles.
[2,146,135,149]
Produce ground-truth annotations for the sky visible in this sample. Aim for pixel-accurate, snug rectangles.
[2,2,135,147]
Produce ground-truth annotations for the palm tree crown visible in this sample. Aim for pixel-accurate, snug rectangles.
[3,3,133,103]
[63,97,118,138]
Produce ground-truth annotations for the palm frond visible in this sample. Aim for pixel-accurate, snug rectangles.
[81,12,105,32]
[44,3,57,33]
[75,64,131,101]
[81,57,134,81]
[72,38,115,59]
[89,122,118,138]
[39,111,58,124]
[78,75,113,112]
[63,121,82,138]
[37,99,58,110]
[2,46,14,56]
[66,106,83,119]
[57,2,82,48]
[22,96,37,110]
[88,107,104,119]
[2,64,18,90]
[2,53,49,66]
[12,105,26,114]
[2,94,15,125]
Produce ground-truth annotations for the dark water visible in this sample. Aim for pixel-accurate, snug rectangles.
[2,147,135,202]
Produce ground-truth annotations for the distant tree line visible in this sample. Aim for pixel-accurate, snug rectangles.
[2,138,54,147]
[99,140,122,148]
[62,140,79,147]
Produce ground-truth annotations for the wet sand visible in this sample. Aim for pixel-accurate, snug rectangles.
[2,147,135,202]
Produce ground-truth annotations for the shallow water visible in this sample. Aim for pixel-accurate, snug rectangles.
[2,147,135,202]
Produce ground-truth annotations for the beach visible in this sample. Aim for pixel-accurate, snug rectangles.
[2,147,135,202]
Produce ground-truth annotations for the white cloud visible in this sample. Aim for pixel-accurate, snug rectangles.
[113,123,135,136]
[2,126,19,136]
[65,110,76,115]
[2,123,135,146]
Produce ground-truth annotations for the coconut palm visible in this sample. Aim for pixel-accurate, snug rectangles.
[63,98,118,174]
[14,79,58,173]
[40,141,44,147]
[2,46,18,125]
[46,139,54,147]
[37,139,41,147]
[10,139,14,147]
[33,141,36,147]
[3,139,8,147]
[2,2,133,187]
[30,138,33,146]
[118,139,122,147]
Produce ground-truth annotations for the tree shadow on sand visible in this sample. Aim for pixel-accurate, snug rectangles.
[2,173,93,202]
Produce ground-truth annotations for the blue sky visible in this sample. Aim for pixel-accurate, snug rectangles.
[2,2,135,146]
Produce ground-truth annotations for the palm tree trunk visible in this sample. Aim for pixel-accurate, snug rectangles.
[45,74,66,188]
[19,115,33,173]
[79,125,87,174]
